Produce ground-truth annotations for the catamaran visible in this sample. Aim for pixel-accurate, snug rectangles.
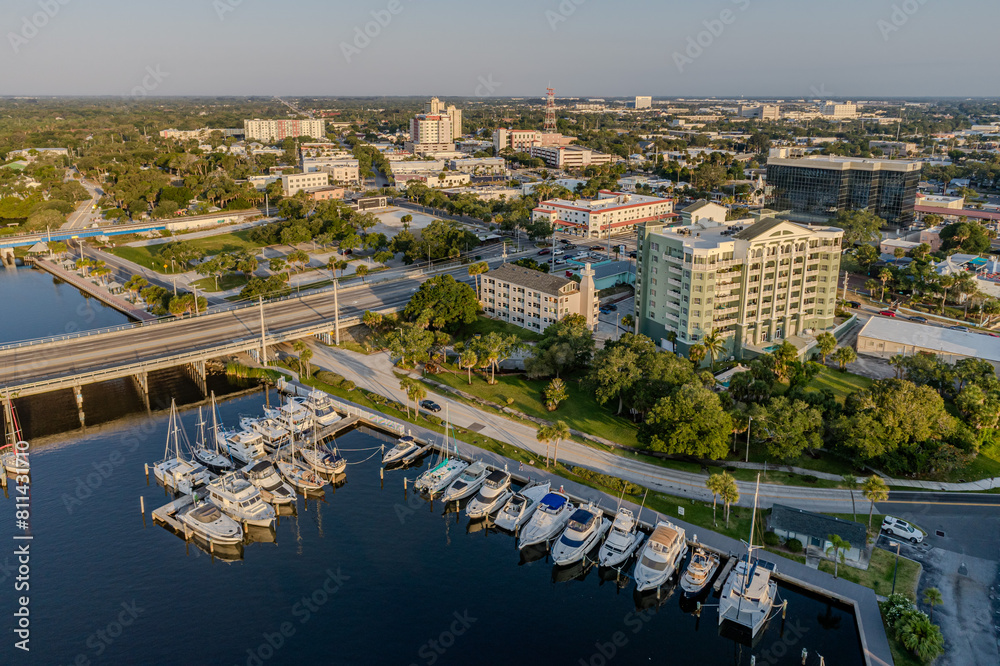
[192,406,234,474]
[204,472,276,528]
[494,481,550,532]
[551,503,611,566]
[295,391,343,427]
[176,499,243,546]
[680,545,721,598]
[598,508,646,568]
[465,469,513,519]
[718,474,778,640]
[152,400,214,495]
[382,435,420,466]
[633,520,688,592]
[440,460,489,502]
[518,488,575,549]
[242,460,296,506]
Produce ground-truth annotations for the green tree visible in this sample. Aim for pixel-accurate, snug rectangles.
[398,377,414,417]
[386,324,434,367]
[896,610,945,663]
[865,278,880,298]
[525,314,595,378]
[688,344,707,366]
[459,349,478,385]
[855,244,879,269]
[842,473,859,521]
[621,314,634,332]
[536,420,571,468]
[286,249,310,273]
[639,384,733,460]
[354,264,370,283]
[706,473,725,526]
[543,377,569,412]
[816,332,837,364]
[588,344,641,414]
[825,534,850,579]
[922,587,943,622]
[862,475,889,531]
[879,267,894,301]
[718,472,740,527]
[831,210,885,246]
[402,274,479,330]
[467,261,489,299]
[470,332,523,384]
[748,396,824,460]
[831,346,857,371]
[702,329,726,370]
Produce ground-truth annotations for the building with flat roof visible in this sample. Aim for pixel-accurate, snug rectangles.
[635,96,652,110]
[766,153,921,227]
[492,128,576,154]
[739,104,781,121]
[244,119,326,142]
[820,101,858,119]
[856,317,1000,373]
[636,217,844,359]
[533,191,675,239]
[769,504,868,564]
[281,172,329,197]
[446,157,507,176]
[303,186,346,202]
[406,113,455,154]
[528,145,615,169]
[480,262,599,332]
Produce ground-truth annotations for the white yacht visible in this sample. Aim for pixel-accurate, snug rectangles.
[494,481,550,532]
[633,520,688,592]
[221,429,267,465]
[718,475,778,639]
[680,546,720,598]
[1,444,29,475]
[413,445,468,496]
[465,469,513,520]
[296,391,343,427]
[299,442,347,476]
[598,508,646,568]
[152,401,214,495]
[192,407,234,475]
[203,472,276,528]
[176,500,243,545]
[518,489,574,549]
[265,400,312,436]
[242,460,296,506]
[551,503,611,566]
[276,435,327,493]
[382,435,420,466]
[440,461,489,502]
[243,417,288,452]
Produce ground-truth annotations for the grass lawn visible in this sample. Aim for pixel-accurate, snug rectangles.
[190,273,249,292]
[109,231,261,274]
[819,546,921,601]
[427,366,641,448]
[452,316,545,343]
[802,366,873,402]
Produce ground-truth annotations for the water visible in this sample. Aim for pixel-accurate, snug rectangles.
[0,392,865,665]
[0,263,131,344]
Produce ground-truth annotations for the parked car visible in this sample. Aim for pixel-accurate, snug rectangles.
[909,316,927,323]
[984,332,1000,338]
[338,248,353,256]
[537,249,551,256]
[419,400,441,413]
[846,301,862,309]
[881,516,924,543]
[879,310,897,317]
[607,303,618,311]
[628,251,638,259]
[590,245,603,251]
[949,325,970,332]
[559,238,571,244]
[599,307,612,315]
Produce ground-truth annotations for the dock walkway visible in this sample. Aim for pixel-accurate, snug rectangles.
[31,258,157,321]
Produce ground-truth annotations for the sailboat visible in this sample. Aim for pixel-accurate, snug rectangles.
[1,443,29,475]
[152,400,214,495]
[192,406,234,475]
[276,427,326,493]
[413,405,467,496]
[718,474,779,640]
[298,415,347,476]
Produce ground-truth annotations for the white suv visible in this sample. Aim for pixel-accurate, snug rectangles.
[881,516,924,543]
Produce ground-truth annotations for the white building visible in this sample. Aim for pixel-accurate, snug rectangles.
[244,119,326,142]
[481,263,599,332]
[635,96,653,110]
[681,200,729,225]
[857,317,1000,373]
[301,157,361,183]
[532,191,675,238]
[528,145,616,169]
[282,172,330,197]
[407,114,455,154]
[446,157,508,176]
[819,101,858,120]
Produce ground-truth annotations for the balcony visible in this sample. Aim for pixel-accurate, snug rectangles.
[668,278,683,288]
[663,254,684,265]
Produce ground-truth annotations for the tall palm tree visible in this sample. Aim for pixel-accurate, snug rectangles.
[702,329,725,371]
[826,534,850,579]
[922,587,943,622]
[536,425,554,468]
[706,473,725,526]
[548,420,570,468]
[689,344,707,367]
[841,473,858,521]
[862,475,889,532]
[816,332,837,365]
[831,346,857,371]
[888,354,907,379]
[398,378,414,417]
[467,262,489,300]
[879,267,893,302]
[719,472,740,528]
[459,350,478,385]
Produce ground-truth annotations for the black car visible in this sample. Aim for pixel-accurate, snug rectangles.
[846,301,862,309]
[559,239,571,244]
[599,307,612,314]
[949,325,970,332]
[909,316,927,323]
[607,303,618,311]
[590,245,603,251]
[628,251,638,259]
[419,400,441,413]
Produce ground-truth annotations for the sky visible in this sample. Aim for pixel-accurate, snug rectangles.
[1,0,998,99]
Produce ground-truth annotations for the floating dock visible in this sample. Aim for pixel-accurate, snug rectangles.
[151,494,194,534]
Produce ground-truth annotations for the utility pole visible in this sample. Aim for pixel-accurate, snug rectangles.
[193,286,200,316]
[259,296,267,365]
[333,280,341,346]
[746,416,752,463]
[842,270,849,301]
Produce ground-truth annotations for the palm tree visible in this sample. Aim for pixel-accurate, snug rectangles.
[702,329,725,371]
[896,611,945,662]
[862,475,889,532]
[467,262,489,300]
[706,473,725,526]
[879,267,893,302]
[410,383,427,419]
[922,587,943,622]
[865,278,879,299]
[719,472,740,527]
[888,354,906,379]
[831,346,857,371]
[548,420,570,468]
[621,314,635,332]
[398,378,413,417]
[825,534,850,579]
[841,473,858,521]
[816,332,837,365]
[936,274,956,312]
[355,264,369,283]
[459,350,478,385]
[536,425,554,468]
[688,344,707,367]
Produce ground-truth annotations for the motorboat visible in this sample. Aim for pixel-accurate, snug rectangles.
[243,417,289,452]
[551,503,611,566]
[1,444,28,475]
[518,489,574,549]
[295,391,343,427]
[242,460,296,505]
[382,435,420,466]
[598,507,646,568]
[176,499,243,546]
[202,472,276,528]
[152,400,214,495]
[494,481,550,532]
[718,475,778,640]
[633,520,688,592]
[440,461,489,502]
[265,400,312,436]
[680,546,721,598]
[221,429,267,465]
[414,457,467,496]
[465,469,513,519]
[192,406,235,475]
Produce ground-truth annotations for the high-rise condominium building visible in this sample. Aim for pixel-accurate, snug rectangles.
[635,217,844,359]
[423,98,461,140]
[244,119,326,142]
[635,96,652,110]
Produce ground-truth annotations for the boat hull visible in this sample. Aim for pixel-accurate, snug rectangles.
[598,532,645,569]
[466,490,513,520]
[552,518,611,566]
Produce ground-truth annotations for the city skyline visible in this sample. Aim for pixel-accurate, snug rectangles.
[1,0,998,98]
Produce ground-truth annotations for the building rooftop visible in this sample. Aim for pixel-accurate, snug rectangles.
[769,504,868,549]
[858,317,1000,364]
[767,154,922,172]
[485,263,577,295]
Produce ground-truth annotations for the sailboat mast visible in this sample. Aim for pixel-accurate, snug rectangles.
[749,473,760,556]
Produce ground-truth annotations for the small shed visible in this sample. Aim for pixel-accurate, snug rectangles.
[768,504,868,564]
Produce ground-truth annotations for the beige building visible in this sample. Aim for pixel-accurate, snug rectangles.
[681,200,729,225]
[481,263,599,332]
[533,191,674,239]
[820,101,858,119]
[636,217,844,359]
[244,119,326,142]
[635,96,652,110]
[527,145,616,169]
[282,172,330,196]
[857,317,1000,373]
[739,105,781,121]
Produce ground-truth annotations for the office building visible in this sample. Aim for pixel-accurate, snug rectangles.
[635,96,652,110]
[244,119,326,143]
[425,97,444,114]
[819,101,858,119]
[527,145,615,169]
[480,263,599,332]
[492,128,575,154]
[532,191,674,238]
[446,157,508,176]
[406,114,455,154]
[869,141,918,157]
[739,104,781,121]
[635,216,844,359]
[281,172,330,197]
[301,157,361,183]
[766,153,921,227]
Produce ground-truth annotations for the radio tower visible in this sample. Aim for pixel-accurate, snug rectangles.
[544,87,557,133]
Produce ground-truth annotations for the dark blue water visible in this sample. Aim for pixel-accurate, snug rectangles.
[1,392,863,666]
[0,264,130,344]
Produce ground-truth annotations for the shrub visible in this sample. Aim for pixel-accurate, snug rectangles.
[802,474,819,484]
[341,380,356,391]
[786,538,803,553]
[316,371,345,387]
[880,593,915,628]
[762,531,780,547]
[368,393,388,406]
[570,466,644,496]
[425,415,441,426]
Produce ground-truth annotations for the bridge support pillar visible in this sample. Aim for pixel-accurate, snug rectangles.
[186,361,207,397]
[315,332,334,345]
[132,371,150,411]
[74,385,86,428]
[0,248,15,267]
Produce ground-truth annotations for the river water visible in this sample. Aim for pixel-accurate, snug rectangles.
[0,265,865,665]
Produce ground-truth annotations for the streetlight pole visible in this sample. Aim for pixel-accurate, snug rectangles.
[746,416,752,463]
[891,542,901,595]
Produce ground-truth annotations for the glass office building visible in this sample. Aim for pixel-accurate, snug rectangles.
[766,155,920,227]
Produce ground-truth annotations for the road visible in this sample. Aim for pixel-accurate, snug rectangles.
[61,169,104,230]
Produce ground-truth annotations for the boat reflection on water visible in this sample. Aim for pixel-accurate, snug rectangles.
[597,565,633,593]
[185,537,244,563]
[551,558,595,584]
[244,524,277,545]
[465,517,493,535]
[518,543,550,566]
[632,580,678,611]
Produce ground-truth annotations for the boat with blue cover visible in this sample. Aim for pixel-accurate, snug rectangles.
[517,489,574,549]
